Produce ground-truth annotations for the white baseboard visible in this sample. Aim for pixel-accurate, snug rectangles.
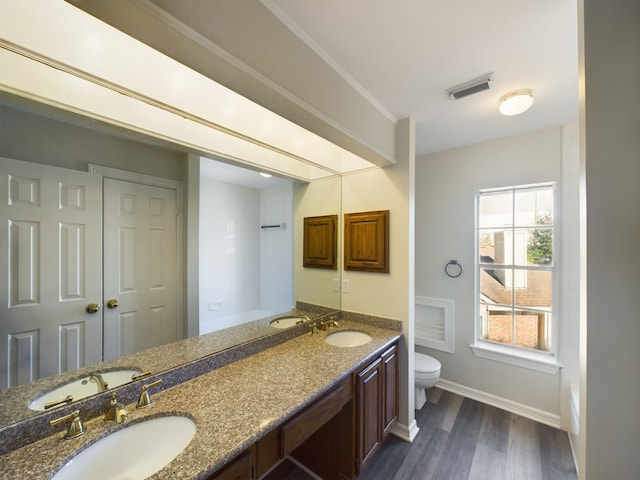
[568,431,580,476]
[436,379,562,429]
[390,419,420,442]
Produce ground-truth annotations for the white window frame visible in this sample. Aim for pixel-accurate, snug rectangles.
[470,182,561,374]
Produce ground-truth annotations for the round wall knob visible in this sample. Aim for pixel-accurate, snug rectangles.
[106,299,119,309]
[86,303,100,314]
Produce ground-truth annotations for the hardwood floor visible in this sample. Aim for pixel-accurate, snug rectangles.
[264,388,577,480]
[358,388,577,480]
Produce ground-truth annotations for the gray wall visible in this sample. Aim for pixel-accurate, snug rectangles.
[0,105,187,180]
[416,127,564,417]
[581,0,640,477]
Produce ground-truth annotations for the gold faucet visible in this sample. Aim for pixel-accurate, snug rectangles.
[136,379,162,409]
[307,322,319,335]
[89,372,109,392]
[104,392,128,424]
[319,317,339,331]
[296,314,311,325]
[50,410,86,439]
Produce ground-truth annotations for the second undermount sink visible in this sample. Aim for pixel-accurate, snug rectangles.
[28,369,142,411]
[50,415,196,480]
[269,316,305,329]
[325,330,372,347]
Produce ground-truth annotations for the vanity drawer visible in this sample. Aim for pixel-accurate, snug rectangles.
[280,377,352,456]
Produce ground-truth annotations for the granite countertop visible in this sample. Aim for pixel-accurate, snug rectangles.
[0,320,401,480]
[0,308,324,427]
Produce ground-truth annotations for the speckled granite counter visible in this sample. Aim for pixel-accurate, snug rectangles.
[0,320,401,480]
[0,308,329,428]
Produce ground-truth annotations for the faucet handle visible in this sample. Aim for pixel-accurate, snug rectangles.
[136,379,162,409]
[44,394,74,410]
[131,370,152,381]
[50,410,86,439]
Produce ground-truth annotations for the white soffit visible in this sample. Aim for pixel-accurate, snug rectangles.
[0,0,375,180]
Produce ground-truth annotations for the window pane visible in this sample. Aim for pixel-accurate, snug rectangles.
[479,229,514,266]
[480,268,512,306]
[526,227,553,266]
[514,270,552,309]
[479,191,512,228]
[514,188,554,227]
[514,310,552,352]
[483,310,512,346]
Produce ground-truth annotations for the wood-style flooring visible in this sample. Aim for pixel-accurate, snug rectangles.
[264,388,577,480]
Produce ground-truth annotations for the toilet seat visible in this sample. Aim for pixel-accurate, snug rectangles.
[415,352,441,374]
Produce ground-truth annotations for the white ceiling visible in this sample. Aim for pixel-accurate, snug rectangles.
[200,156,291,189]
[262,0,579,156]
[7,0,579,172]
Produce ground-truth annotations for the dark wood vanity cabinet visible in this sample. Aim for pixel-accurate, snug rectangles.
[208,341,398,480]
[382,344,399,437]
[356,343,398,474]
[292,341,399,479]
[208,447,255,480]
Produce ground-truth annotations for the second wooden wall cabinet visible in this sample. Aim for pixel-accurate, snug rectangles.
[303,214,337,269]
[344,210,389,273]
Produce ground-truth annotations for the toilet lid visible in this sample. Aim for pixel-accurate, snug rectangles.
[415,353,441,373]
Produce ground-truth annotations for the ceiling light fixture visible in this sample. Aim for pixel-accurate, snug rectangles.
[259,172,272,178]
[499,89,534,116]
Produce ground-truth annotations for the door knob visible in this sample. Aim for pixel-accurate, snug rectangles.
[86,303,100,314]
[106,299,119,309]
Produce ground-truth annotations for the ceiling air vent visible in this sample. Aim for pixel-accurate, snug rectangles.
[446,73,494,100]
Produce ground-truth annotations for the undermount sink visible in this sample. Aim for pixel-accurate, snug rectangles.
[28,369,142,411]
[325,330,372,347]
[50,415,196,480]
[269,316,304,329]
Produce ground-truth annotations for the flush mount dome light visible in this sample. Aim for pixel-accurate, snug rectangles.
[499,89,534,116]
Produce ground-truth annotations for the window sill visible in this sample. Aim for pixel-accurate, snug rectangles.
[469,342,561,374]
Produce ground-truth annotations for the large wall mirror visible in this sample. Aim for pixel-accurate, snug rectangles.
[0,92,341,428]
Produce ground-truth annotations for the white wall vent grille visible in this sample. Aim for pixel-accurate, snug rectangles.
[446,73,493,100]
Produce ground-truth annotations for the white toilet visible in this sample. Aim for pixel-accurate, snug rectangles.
[415,352,441,410]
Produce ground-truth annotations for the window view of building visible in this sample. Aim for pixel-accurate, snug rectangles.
[477,184,555,353]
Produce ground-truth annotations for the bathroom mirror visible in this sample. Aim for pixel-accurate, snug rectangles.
[0,92,342,428]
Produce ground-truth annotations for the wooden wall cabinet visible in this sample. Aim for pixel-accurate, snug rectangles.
[344,210,389,273]
[303,215,337,269]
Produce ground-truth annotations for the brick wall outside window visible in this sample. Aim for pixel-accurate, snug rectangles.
[486,314,542,349]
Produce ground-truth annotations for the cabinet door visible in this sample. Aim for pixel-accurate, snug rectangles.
[208,449,254,480]
[303,214,337,269]
[357,357,382,470]
[344,210,389,272]
[382,345,399,436]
